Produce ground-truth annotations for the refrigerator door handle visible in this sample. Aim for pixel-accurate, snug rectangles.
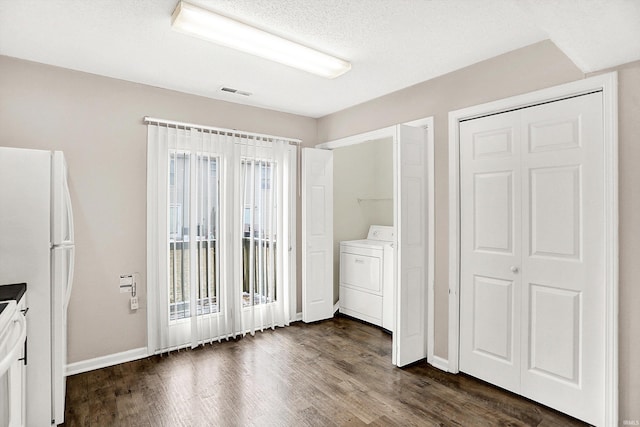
[64,172,75,244]
[65,245,75,308]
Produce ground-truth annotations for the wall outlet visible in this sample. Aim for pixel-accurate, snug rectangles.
[130,296,139,310]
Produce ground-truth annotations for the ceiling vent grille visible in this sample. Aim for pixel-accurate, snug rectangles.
[220,87,252,97]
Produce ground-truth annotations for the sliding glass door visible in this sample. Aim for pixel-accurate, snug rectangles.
[147,123,295,353]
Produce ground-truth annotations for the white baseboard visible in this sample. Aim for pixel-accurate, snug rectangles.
[334,301,340,314]
[294,312,303,322]
[66,347,149,376]
[430,355,449,372]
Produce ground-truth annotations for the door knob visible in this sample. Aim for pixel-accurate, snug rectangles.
[510,266,519,273]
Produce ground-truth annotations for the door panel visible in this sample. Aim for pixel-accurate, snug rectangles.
[460,110,522,394]
[394,125,427,367]
[528,284,580,384]
[471,275,514,362]
[473,171,514,254]
[529,166,581,259]
[302,148,334,323]
[520,92,604,425]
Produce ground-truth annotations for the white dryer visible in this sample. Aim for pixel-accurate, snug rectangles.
[339,225,395,331]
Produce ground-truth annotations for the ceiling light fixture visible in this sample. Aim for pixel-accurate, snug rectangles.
[171,1,352,79]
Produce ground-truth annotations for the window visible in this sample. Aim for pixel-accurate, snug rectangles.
[242,159,277,307]
[168,152,219,321]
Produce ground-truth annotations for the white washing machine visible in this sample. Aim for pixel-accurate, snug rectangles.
[339,225,395,331]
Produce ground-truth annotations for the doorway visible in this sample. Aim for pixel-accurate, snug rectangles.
[303,118,436,367]
[332,137,394,327]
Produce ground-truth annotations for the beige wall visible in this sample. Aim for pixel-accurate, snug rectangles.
[333,138,393,301]
[318,41,640,422]
[0,55,317,363]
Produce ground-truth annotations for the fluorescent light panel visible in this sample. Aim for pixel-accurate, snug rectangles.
[171,1,352,79]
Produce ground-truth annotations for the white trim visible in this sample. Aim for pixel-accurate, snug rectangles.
[424,119,436,367]
[602,72,619,427]
[447,107,461,374]
[315,126,395,150]
[315,118,432,150]
[447,72,618,426]
[295,311,303,322]
[65,347,148,376]
[334,301,340,314]
[404,117,433,128]
[430,355,449,372]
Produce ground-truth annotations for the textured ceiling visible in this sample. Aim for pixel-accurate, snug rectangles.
[0,0,638,118]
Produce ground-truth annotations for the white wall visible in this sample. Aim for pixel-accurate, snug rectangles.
[332,138,393,301]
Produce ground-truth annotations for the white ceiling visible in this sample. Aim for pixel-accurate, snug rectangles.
[1,0,638,118]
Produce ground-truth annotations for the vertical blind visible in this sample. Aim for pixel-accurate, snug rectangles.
[146,117,298,353]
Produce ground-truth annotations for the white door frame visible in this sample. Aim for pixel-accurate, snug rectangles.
[447,72,618,425]
[316,117,436,365]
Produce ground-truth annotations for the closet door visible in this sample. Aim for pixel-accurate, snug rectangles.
[520,92,604,424]
[394,124,428,367]
[459,110,522,393]
[302,148,334,323]
[459,92,605,426]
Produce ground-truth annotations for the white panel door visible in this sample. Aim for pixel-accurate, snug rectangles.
[302,148,334,323]
[394,125,427,367]
[459,92,605,425]
[459,110,522,392]
[520,93,604,424]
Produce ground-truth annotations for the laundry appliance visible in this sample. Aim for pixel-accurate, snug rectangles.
[339,225,395,331]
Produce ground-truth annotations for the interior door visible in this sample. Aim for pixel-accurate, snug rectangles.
[393,125,427,367]
[302,148,334,323]
[459,110,522,393]
[459,92,605,425]
[519,93,604,424]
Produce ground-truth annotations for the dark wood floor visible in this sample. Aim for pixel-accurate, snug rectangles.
[62,316,587,426]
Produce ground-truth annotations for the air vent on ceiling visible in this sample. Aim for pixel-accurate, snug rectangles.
[220,87,252,97]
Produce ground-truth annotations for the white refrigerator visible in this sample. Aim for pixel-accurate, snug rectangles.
[0,147,74,426]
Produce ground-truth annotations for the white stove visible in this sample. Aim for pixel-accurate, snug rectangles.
[0,301,17,336]
[0,297,27,427]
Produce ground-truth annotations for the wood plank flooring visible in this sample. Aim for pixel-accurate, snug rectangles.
[62,316,587,426]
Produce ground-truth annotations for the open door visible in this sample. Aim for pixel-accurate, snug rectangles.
[302,148,334,322]
[394,125,427,367]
